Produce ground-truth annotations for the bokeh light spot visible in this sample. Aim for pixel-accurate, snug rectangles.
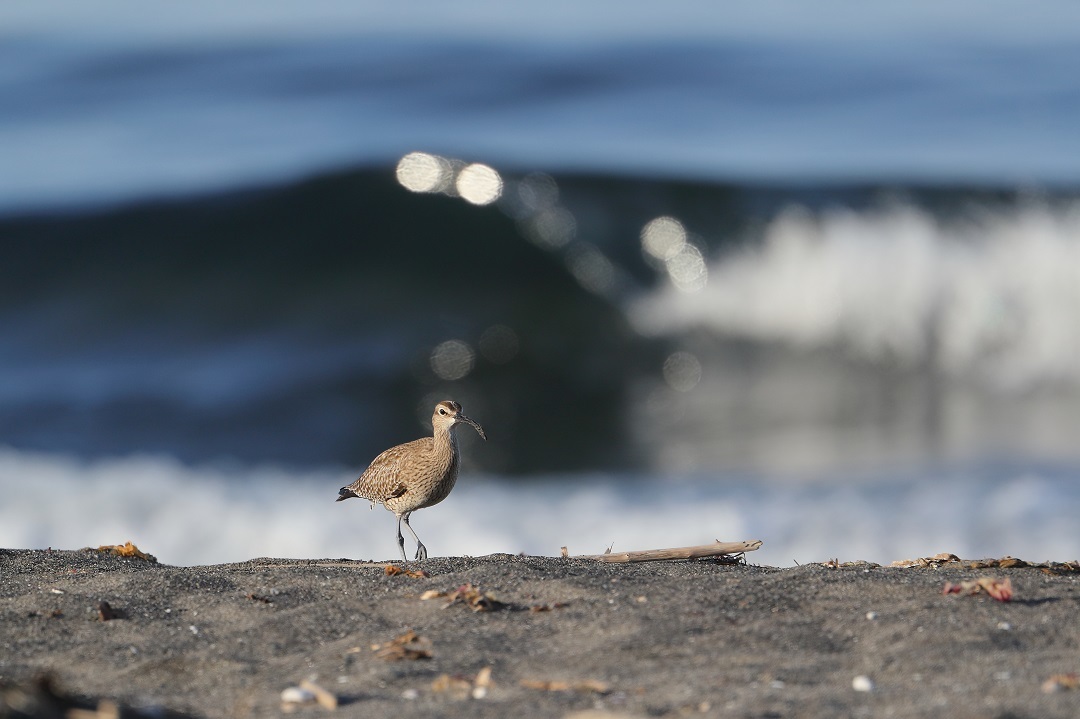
[430,339,475,381]
[456,163,503,205]
[566,244,615,295]
[479,324,519,364]
[525,206,576,248]
[641,216,687,261]
[517,173,559,212]
[666,244,709,292]
[396,152,451,193]
[662,351,702,392]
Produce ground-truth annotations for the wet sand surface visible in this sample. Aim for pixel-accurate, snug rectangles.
[2,548,1079,718]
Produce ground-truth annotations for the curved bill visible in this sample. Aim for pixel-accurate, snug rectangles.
[457,413,487,440]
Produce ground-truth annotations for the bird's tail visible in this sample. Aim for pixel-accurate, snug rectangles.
[336,486,358,502]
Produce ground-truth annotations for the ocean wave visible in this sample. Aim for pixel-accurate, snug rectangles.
[5,165,1080,472]
[2,447,1076,567]
[631,202,1080,390]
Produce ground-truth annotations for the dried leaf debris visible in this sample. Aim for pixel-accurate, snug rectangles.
[91,541,157,562]
[421,583,506,611]
[432,666,493,700]
[520,678,611,694]
[890,553,1079,572]
[370,629,433,661]
[97,601,116,621]
[820,559,880,569]
[1042,673,1080,693]
[942,577,1013,602]
[384,564,430,578]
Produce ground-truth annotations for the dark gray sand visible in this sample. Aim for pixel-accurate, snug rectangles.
[2,548,1079,718]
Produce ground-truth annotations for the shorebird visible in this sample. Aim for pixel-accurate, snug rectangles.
[336,400,486,561]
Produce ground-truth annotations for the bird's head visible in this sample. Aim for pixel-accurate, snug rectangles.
[433,400,487,440]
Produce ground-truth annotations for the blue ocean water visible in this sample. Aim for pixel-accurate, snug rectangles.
[2,2,1080,564]
[4,1,1080,213]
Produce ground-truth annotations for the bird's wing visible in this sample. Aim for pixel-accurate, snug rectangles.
[350,438,431,502]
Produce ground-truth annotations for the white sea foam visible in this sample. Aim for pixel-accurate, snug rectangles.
[2,447,1077,567]
[631,203,1080,390]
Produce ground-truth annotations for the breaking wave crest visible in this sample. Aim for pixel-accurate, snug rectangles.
[2,447,1077,567]
[631,202,1080,390]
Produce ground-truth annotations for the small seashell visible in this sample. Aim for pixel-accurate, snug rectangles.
[852,675,874,692]
[281,686,316,705]
[473,666,493,698]
[865,611,878,620]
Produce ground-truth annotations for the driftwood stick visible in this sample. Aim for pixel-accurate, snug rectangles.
[575,540,763,563]
[300,679,339,710]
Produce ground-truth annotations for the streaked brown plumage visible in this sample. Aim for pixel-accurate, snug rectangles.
[336,400,486,561]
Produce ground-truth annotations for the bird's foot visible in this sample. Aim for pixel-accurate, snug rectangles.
[414,543,428,561]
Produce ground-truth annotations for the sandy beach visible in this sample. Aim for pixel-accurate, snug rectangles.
[2,547,1079,718]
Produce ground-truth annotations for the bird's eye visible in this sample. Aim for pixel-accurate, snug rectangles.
[438,408,446,415]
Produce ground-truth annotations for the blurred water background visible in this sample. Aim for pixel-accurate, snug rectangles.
[3,1,1080,566]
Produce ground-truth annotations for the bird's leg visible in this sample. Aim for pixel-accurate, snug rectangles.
[395,514,408,562]
[401,512,428,561]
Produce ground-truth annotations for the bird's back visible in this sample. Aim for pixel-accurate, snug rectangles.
[347,437,432,501]
[344,435,459,512]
